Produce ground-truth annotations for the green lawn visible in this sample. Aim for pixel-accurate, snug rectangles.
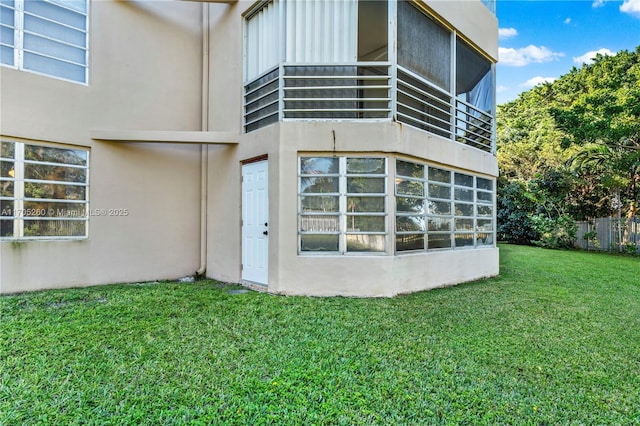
[1,245,639,425]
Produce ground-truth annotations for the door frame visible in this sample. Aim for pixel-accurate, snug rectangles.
[241,156,269,286]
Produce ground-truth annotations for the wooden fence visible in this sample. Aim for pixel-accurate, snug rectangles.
[575,217,640,254]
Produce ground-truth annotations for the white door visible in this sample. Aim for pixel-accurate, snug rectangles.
[242,160,269,285]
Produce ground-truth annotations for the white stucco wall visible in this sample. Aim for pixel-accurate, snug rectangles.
[1,0,499,296]
[0,1,204,293]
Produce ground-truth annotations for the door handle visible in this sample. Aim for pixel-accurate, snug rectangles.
[263,230,268,236]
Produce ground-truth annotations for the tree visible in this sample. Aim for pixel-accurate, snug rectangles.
[497,47,640,249]
[550,47,640,218]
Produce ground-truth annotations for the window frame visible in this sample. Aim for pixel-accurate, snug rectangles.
[298,156,388,255]
[0,0,89,85]
[395,158,495,253]
[0,140,90,240]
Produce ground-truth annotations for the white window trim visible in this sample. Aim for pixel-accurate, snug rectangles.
[395,159,496,253]
[0,0,89,85]
[298,156,388,255]
[0,141,90,240]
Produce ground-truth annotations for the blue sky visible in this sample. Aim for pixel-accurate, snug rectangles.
[496,0,640,104]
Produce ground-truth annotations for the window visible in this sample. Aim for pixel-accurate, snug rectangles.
[1,140,89,239]
[299,156,387,254]
[395,159,494,252]
[0,0,88,84]
[397,1,451,91]
[455,37,493,149]
[244,0,361,83]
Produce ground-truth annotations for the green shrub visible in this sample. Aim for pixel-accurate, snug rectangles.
[530,213,577,249]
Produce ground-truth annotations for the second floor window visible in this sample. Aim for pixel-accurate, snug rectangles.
[0,0,88,84]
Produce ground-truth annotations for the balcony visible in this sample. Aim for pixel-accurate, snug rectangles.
[244,62,494,153]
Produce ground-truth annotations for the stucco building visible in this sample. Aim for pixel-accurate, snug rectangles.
[0,0,499,296]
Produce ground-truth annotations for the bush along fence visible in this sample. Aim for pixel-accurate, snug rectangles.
[575,217,640,254]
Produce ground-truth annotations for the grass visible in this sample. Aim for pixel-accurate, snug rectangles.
[1,245,639,425]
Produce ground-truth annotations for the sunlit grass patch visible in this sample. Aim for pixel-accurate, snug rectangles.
[1,245,639,424]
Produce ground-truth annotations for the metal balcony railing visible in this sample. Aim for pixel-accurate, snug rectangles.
[243,63,495,153]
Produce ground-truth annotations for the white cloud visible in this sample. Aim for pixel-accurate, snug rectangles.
[592,0,606,8]
[521,76,557,88]
[498,27,518,39]
[498,45,565,67]
[496,85,509,93]
[620,0,640,18]
[563,17,571,24]
[573,48,615,64]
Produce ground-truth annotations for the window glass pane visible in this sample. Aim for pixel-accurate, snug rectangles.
[396,216,425,232]
[347,177,385,194]
[1,160,14,177]
[477,205,493,217]
[347,158,385,174]
[428,234,451,249]
[477,233,494,246]
[300,215,339,232]
[454,187,473,202]
[454,203,473,217]
[1,25,14,45]
[347,196,385,213]
[477,177,493,191]
[455,218,474,231]
[0,141,14,158]
[300,157,338,175]
[396,178,423,197]
[23,52,86,82]
[1,5,15,26]
[426,200,450,215]
[24,1,86,30]
[301,234,339,252]
[347,234,384,252]
[24,15,85,46]
[23,201,85,218]
[25,163,86,183]
[397,0,451,90]
[24,182,86,200]
[25,144,87,165]
[300,176,338,194]
[0,44,13,66]
[396,196,424,214]
[428,167,451,183]
[347,216,385,232]
[0,218,13,237]
[396,160,423,178]
[49,0,87,14]
[428,183,450,200]
[0,181,13,197]
[24,33,86,64]
[428,217,451,232]
[23,219,86,237]
[477,219,493,231]
[477,191,493,203]
[1,199,13,216]
[396,234,424,251]
[300,195,338,213]
[455,233,474,247]
[454,172,473,187]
